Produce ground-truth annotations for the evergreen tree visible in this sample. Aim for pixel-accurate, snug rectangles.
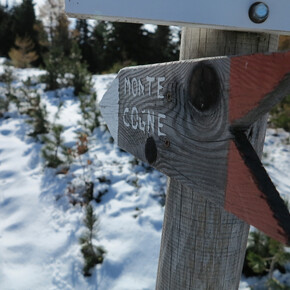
[74,20,111,73]
[79,92,100,133]
[53,12,72,56]
[243,230,290,280]
[0,66,14,117]
[79,204,105,276]
[33,20,50,66]
[0,66,14,97]
[107,22,152,67]
[11,0,36,39]
[103,23,179,71]
[75,19,94,72]
[9,36,39,68]
[42,124,69,168]
[66,42,92,96]
[10,0,44,64]
[75,19,90,49]
[150,26,179,63]
[270,95,290,132]
[41,46,67,90]
[25,93,49,138]
[0,66,17,118]
[0,5,14,57]
[89,21,109,73]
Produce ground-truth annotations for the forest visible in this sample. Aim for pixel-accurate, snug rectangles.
[0,0,180,73]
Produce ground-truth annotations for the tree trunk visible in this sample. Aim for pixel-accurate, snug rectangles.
[156,28,279,290]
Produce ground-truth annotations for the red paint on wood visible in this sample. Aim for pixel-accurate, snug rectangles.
[229,52,290,122]
[225,141,287,244]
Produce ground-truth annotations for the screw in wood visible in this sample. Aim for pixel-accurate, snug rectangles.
[164,138,170,148]
[166,92,172,102]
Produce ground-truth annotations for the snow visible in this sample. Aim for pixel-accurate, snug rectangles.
[0,63,289,289]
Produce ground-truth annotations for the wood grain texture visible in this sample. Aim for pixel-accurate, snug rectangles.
[156,28,279,290]
[157,180,249,289]
[117,58,231,207]
[103,52,290,212]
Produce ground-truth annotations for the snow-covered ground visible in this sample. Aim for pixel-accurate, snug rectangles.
[0,63,289,289]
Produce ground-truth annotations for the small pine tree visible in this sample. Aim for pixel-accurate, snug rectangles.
[41,46,67,90]
[79,204,105,276]
[9,36,39,68]
[267,277,290,289]
[150,26,179,63]
[0,5,14,57]
[79,93,100,133]
[42,124,69,168]
[53,12,72,56]
[25,93,49,138]
[270,95,290,132]
[243,230,290,282]
[267,237,290,279]
[0,66,14,95]
[67,42,92,96]
[0,66,14,117]
[0,95,9,118]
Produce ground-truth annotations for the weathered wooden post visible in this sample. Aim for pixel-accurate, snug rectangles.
[66,1,290,288]
[156,29,280,289]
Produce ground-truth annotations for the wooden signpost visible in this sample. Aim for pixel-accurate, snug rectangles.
[100,52,290,245]
[65,1,290,289]
[65,0,290,35]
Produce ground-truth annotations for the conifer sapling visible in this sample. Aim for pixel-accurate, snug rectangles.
[79,204,105,276]
[42,124,70,168]
[79,93,100,133]
[0,66,15,117]
[24,92,49,138]
[9,36,39,68]
[243,230,290,281]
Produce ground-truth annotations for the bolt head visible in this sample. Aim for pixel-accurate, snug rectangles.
[249,2,269,24]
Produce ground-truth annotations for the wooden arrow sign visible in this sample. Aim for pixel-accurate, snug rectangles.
[100,51,290,245]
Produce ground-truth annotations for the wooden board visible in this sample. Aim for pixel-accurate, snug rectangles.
[100,51,290,244]
[65,0,290,34]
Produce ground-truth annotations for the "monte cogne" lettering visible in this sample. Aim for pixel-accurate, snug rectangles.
[122,76,166,136]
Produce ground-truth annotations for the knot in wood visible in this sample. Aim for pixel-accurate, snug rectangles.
[145,137,157,164]
[189,62,220,112]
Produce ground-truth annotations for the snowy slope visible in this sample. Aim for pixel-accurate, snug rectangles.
[0,65,166,290]
[0,63,289,290]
